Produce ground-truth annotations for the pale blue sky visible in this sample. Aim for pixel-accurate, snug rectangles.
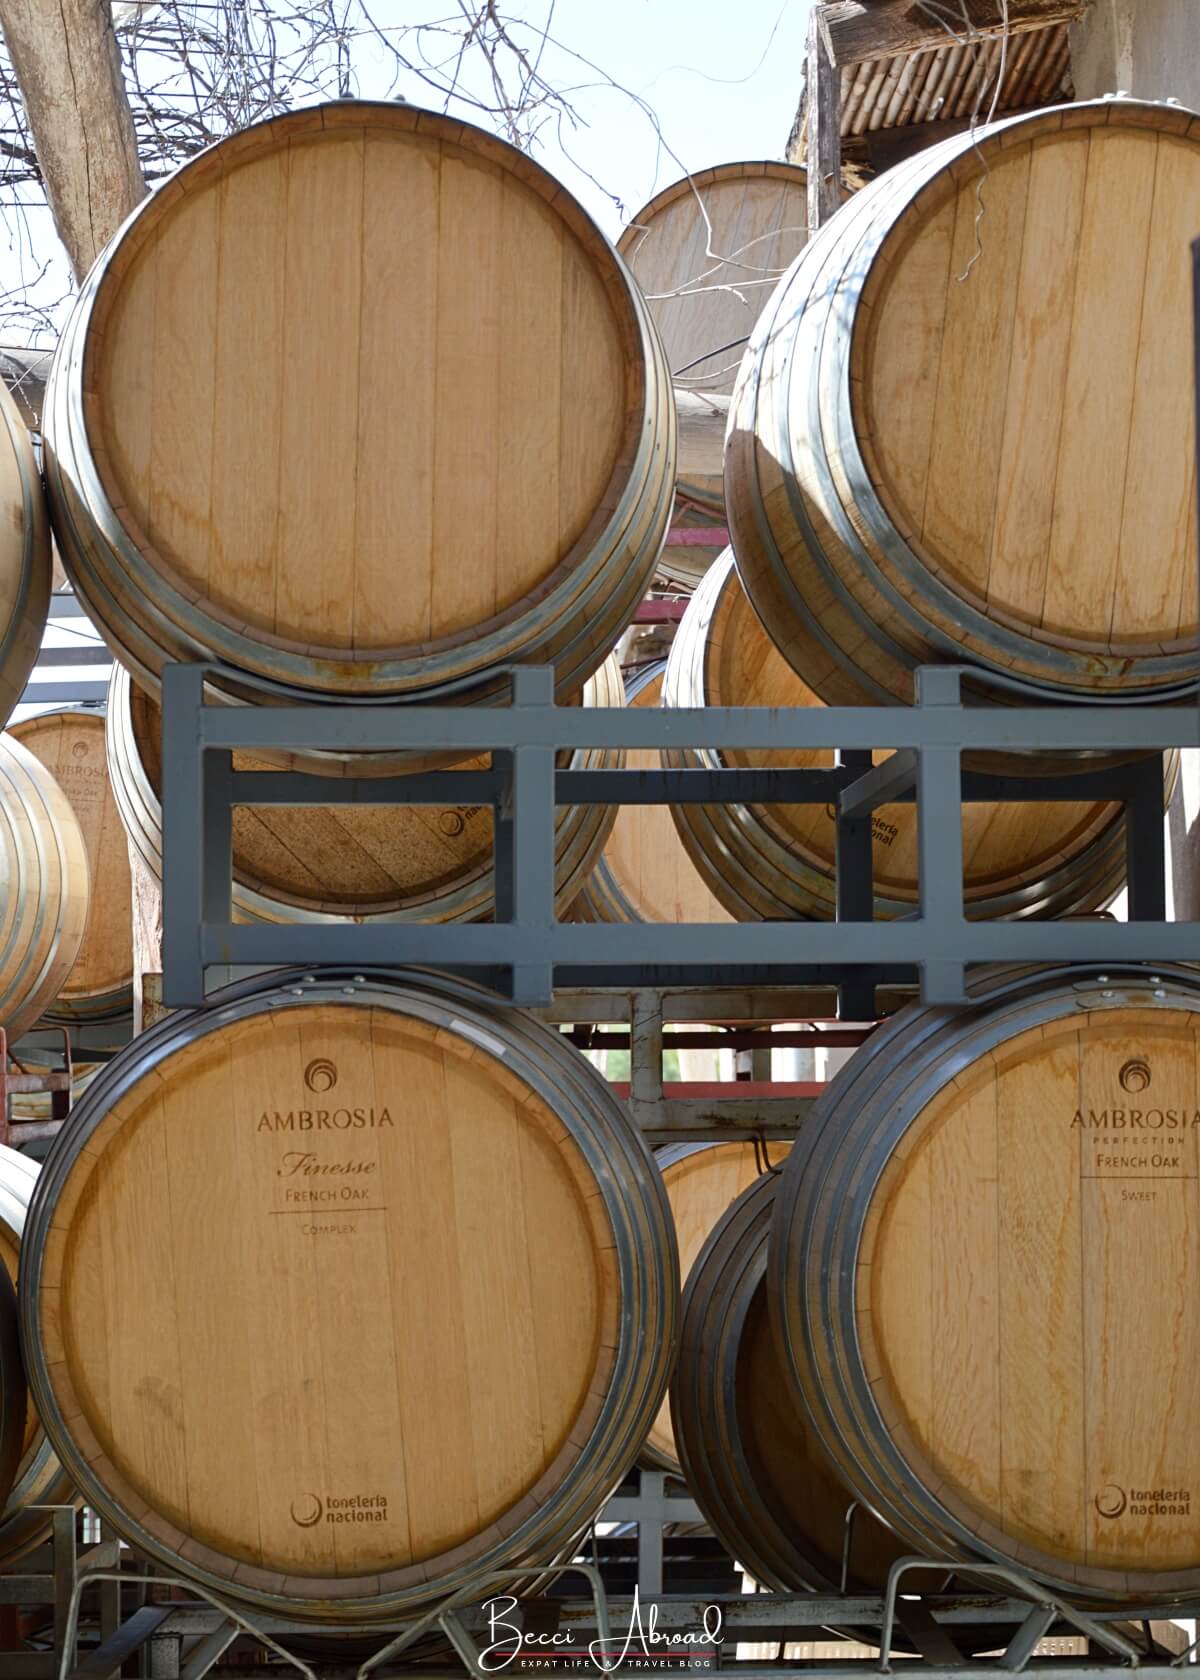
[0,0,813,324]
[374,0,814,237]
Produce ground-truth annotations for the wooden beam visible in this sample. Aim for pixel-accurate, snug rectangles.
[807,9,842,232]
[0,0,145,281]
[818,0,1085,67]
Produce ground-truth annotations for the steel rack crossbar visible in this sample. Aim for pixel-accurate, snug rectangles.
[159,661,1200,1014]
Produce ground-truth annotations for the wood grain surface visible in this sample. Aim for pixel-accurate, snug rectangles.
[663,556,1133,921]
[619,163,809,396]
[0,1146,76,1563]
[770,969,1200,1602]
[671,1172,904,1592]
[0,734,90,1039]
[727,102,1200,701]
[47,104,674,705]
[43,1005,611,1579]
[0,381,50,729]
[11,711,132,1015]
[572,669,731,925]
[109,659,622,922]
[864,1006,1200,1577]
[26,985,677,1620]
[644,1142,785,1468]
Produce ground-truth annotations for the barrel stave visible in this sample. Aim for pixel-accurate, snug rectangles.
[770,964,1200,1604]
[20,969,677,1622]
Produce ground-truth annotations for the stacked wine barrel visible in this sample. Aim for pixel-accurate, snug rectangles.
[619,162,810,592]
[20,970,677,1621]
[46,102,674,712]
[641,1141,787,1473]
[0,1147,77,1562]
[109,657,624,926]
[726,100,1200,705]
[765,964,1200,1604]
[571,663,732,925]
[10,709,132,1022]
[0,736,90,1041]
[663,553,1173,921]
[0,379,50,726]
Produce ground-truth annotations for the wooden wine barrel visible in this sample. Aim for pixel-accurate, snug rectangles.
[663,554,1161,921]
[643,1141,787,1473]
[0,1261,21,1522]
[618,163,810,398]
[10,710,132,1023]
[20,968,677,1622]
[770,963,1200,1604]
[0,736,90,1040]
[727,100,1200,704]
[108,659,623,923]
[674,390,727,516]
[571,665,731,925]
[656,498,728,594]
[0,380,50,728]
[0,1147,76,1563]
[673,1171,904,1591]
[45,102,674,712]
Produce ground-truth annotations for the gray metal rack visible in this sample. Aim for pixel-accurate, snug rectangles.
[160,661,1198,1016]
[8,1491,1198,1680]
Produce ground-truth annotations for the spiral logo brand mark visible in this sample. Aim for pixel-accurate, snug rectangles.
[290,1492,323,1527]
[303,1058,338,1094]
[1094,1484,1127,1520]
[71,740,88,760]
[1119,1059,1151,1094]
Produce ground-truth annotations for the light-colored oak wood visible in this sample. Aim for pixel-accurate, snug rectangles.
[727,101,1200,702]
[572,669,731,926]
[0,734,90,1040]
[46,103,674,709]
[129,849,163,1036]
[0,1260,20,1529]
[0,382,50,729]
[771,968,1200,1602]
[674,389,728,517]
[0,1146,77,1562]
[24,980,676,1622]
[619,163,810,398]
[643,1142,786,1470]
[672,1171,905,1592]
[664,556,1141,921]
[11,710,132,1020]
[108,660,622,922]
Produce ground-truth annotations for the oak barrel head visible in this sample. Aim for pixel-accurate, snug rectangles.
[46,103,674,706]
[11,710,133,1022]
[662,555,1144,922]
[619,162,810,399]
[20,969,676,1621]
[727,100,1200,702]
[771,963,1200,1603]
